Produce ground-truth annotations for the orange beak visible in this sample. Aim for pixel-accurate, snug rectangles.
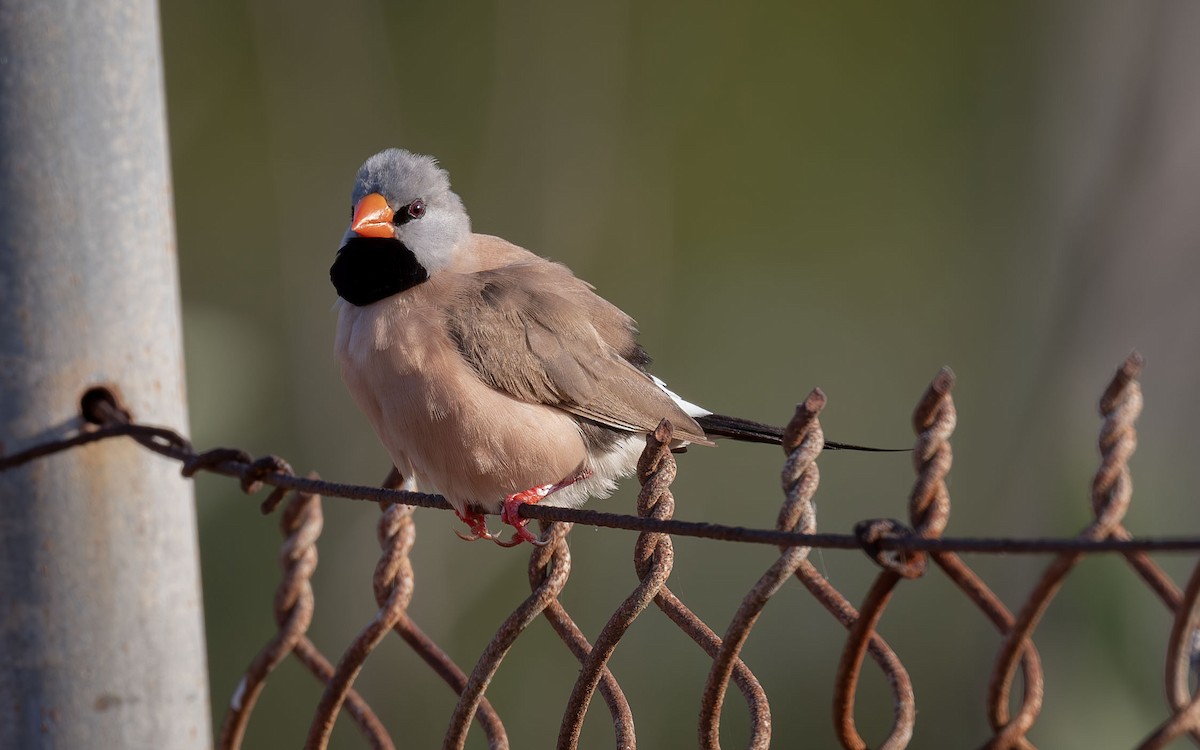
[350,193,395,238]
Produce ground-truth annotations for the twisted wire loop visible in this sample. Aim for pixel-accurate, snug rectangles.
[562,421,772,748]
[986,353,1150,748]
[634,446,770,739]
[902,373,1045,749]
[834,369,955,749]
[351,471,512,750]
[654,586,770,748]
[698,388,828,748]
[217,478,393,750]
[527,525,638,750]
[580,420,771,748]
[444,523,578,750]
[558,419,681,747]
[1138,553,1200,748]
[305,473,424,750]
[1088,356,1180,612]
[781,434,915,748]
[790,561,913,750]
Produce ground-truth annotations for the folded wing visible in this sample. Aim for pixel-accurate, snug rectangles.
[444,260,712,445]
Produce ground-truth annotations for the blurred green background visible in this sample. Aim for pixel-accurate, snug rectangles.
[161,1,1200,747]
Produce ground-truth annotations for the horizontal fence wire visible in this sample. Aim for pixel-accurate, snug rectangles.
[3,352,1199,748]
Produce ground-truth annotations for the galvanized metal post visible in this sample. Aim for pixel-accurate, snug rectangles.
[0,1,212,748]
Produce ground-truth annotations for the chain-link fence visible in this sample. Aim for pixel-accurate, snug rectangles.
[3,352,1198,749]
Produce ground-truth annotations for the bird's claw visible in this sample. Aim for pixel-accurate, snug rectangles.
[491,522,549,547]
[453,508,546,546]
[454,527,489,542]
[495,486,554,547]
[454,509,497,542]
[454,471,591,547]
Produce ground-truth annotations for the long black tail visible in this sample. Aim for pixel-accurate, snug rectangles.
[695,413,906,452]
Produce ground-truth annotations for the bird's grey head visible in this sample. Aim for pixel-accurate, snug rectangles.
[344,148,471,275]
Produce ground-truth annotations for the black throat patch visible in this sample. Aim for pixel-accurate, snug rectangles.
[330,237,429,306]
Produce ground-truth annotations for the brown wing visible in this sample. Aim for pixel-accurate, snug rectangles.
[443,259,712,444]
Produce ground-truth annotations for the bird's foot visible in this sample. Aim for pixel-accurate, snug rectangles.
[453,507,497,542]
[495,484,557,547]
[494,469,593,547]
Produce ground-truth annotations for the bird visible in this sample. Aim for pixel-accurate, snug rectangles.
[332,148,892,546]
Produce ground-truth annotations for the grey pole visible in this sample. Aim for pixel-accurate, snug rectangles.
[0,1,212,748]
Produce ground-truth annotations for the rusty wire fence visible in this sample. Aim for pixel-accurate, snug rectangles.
[3,352,1200,749]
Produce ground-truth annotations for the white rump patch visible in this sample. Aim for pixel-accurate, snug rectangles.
[650,375,711,418]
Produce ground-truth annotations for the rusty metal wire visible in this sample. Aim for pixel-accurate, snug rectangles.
[831,367,959,750]
[699,389,825,749]
[5,407,1196,555]
[217,478,393,750]
[984,353,1196,750]
[3,353,1200,748]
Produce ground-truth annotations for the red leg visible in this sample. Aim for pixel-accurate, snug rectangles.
[493,469,593,547]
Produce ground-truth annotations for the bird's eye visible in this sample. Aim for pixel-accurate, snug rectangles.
[392,199,427,226]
